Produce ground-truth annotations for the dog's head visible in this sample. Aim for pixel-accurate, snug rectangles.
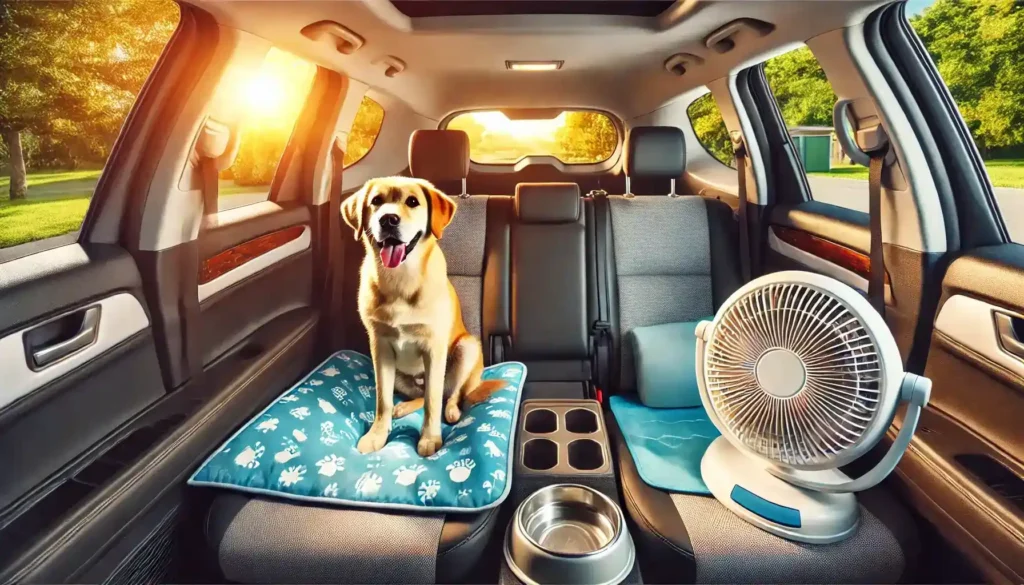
[341,176,456,269]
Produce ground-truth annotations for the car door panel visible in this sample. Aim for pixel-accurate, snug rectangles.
[0,244,167,574]
[889,246,1024,583]
[196,202,314,366]
[0,305,318,584]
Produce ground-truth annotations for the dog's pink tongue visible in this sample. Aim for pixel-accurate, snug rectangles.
[380,243,407,268]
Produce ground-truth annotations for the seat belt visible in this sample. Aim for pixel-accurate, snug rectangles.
[866,142,890,319]
[323,135,348,352]
[731,131,752,282]
[590,190,612,401]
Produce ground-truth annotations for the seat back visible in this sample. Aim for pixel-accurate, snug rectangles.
[509,182,592,390]
[603,126,742,392]
[408,130,511,363]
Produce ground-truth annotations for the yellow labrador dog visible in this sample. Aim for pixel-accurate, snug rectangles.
[341,176,504,457]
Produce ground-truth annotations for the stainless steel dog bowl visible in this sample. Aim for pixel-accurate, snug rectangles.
[505,484,635,585]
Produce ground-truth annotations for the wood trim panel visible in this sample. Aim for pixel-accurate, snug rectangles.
[771,225,889,284]
[199,225,305,285]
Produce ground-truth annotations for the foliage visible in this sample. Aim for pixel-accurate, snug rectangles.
[554,111,618,164]
[763,47,836,128]
[687,93,733,166]
[911,0,1024,152]
[448,110,617,164]
[0,0,180,169]
[345,97,385,167]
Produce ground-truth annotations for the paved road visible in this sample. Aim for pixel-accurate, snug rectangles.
[807,176,1024,241]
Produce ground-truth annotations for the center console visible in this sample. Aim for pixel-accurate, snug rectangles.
[499,399,643,585]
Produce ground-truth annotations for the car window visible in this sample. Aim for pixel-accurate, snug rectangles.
[910,0,1024,240]
[218,48,317,212]
[687,93,734,168]
[763,46,866,211]
[0,0,180,250]
[445,110,618,165]
[344,97,385,168]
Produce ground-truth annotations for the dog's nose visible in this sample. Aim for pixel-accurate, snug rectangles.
[380,214,400,228]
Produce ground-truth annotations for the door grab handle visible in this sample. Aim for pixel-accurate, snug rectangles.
[30,306,101,368]
[993,311,1024,360]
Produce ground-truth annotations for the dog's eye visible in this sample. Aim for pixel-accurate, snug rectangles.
[370,195,384,206]
[406,197,420,208]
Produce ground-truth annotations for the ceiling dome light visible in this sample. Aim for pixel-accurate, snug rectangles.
[506,60,563,71]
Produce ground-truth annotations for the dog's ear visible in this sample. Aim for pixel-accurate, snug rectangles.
[341,180,372,240]
[424,184,457,240]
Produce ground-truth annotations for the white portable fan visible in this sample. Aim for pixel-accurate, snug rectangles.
[694,270,931,544]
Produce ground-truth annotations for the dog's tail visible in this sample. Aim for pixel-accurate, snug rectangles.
[462,379,508,407]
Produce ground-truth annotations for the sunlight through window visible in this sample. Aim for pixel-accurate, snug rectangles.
[447,110,618,165]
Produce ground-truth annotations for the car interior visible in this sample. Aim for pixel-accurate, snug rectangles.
[1,0,1022,584]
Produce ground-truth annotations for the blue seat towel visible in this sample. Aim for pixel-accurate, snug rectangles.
[189,350,527,513]
[629,319,711,408]
[609,395,720,495]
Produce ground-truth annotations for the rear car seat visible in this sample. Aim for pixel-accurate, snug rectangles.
[509,182,591,400]
[202,130,510,584]
[601,127,921,583]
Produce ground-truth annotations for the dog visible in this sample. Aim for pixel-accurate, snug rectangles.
[341,176,504,457]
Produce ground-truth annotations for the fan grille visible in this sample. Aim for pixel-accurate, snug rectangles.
[704,282,882,468]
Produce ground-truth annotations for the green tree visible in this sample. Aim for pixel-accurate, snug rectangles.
[555,111,617,163]
[911,0,1024,154]
[0,0,178,199]
[687,93,733,166]
[763,46,836,128]
[344,97,386,167]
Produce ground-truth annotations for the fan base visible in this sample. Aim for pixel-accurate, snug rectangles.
[701,437,860,544]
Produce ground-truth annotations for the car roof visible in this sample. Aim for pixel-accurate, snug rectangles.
[187,0,883,119]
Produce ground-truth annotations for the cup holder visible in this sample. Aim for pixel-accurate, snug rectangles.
[568,439,604,471]
[565,409,598,434]
[524,409,557,434]
[523,439,558,471]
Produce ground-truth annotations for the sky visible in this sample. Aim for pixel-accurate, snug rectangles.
[905,0,936,18]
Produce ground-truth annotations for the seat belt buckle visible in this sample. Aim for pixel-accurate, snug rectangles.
[591,320,611,337]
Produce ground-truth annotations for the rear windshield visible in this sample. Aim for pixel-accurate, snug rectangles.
[445,110,618,165]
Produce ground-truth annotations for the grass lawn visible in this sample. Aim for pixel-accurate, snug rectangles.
[0,170,269,248]
[811,159,1024,188]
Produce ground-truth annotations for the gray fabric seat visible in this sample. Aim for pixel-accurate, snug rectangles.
[204,130,508,584]
[604,127,920,583]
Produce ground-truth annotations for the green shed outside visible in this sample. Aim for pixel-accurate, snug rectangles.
[789,126,832,172]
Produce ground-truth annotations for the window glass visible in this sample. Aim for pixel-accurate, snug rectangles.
[344,97,385,168]
[687,93,734,167]
[0,0,180,249]
[445,110,618,165]
[218,48,317,212]
[910,0,1024,240]
[763,46,866,210]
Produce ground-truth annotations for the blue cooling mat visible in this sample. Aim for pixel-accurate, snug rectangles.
[189,350,527,513]
[609,395,720,495]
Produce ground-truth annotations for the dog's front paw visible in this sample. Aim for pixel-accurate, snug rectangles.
[444,401,462,425]
[417,432,443,457]
[357,425,389,454]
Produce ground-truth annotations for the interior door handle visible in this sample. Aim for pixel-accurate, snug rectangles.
[29,306,101,369]
[993,311,1024,360]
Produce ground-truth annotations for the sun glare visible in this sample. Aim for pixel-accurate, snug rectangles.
[239,48,317,128]
[468,111,567,138]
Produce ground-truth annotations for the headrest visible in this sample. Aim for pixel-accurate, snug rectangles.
[515,183,581,224]
[408,130,470,184]
[624,126,686,178]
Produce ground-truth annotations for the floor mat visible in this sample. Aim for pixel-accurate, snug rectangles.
[189,350,527,513]
[608,394,720,495]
